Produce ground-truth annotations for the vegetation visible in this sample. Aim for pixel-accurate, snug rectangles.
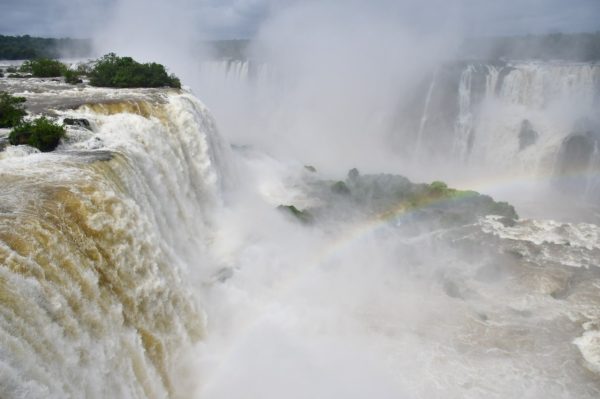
[63,69,82,84]
[0,35,91,60]
[89,53,181,88]
[277,205,314,224]
[331,180,351,195]
[0,92,27,128]
[20,58,66,77]
[9,117,65,152]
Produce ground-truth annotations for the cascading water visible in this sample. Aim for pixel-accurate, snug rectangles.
[0,86,229,399]
[452,65,475,162]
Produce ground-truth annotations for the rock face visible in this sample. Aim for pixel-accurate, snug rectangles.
[553,118,600,200]
[518,119,538,150]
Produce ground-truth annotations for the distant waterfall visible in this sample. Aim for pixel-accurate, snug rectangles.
[452,65,475,161]
[0,92,229,399]
[408,61,600,201]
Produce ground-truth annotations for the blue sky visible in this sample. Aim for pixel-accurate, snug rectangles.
[0,0,598,39]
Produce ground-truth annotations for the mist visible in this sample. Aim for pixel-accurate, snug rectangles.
[85,0,600,398]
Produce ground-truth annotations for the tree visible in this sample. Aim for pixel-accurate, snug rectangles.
[89,53,181,88]
[20,58,67,77]
[0,91,27,128]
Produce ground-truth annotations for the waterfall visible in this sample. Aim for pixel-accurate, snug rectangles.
[452,65,474,162]
[413,69,437,161]
[0,91,229,399]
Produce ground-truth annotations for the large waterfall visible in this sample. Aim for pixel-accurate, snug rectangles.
[411,62,600,198]
[0,86,229,399]
[2,55,600,399]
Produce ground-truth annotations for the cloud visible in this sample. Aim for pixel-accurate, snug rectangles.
[0,0,598,39]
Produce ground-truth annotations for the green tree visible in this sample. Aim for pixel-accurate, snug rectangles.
[89,53,181,88]
[20,58,67,77]
[0,92,27,128]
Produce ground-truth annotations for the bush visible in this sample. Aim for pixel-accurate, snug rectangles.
[63,69,82,84]
[20,58,66,77]
[429,180,449,195]
[9,117,65,152]
[0,91,27,127]
[89,53,181,88]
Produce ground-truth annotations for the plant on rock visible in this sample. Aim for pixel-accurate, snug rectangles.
[9,117,65,152]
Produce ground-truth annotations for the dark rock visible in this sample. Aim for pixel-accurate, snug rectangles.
[304,165,317,173]
[277,205,314,224]
[497,216,517,227]
[518,119,538,150]
[63,118,91,130]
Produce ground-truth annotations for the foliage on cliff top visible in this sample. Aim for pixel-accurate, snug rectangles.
[0,91,27,128]
[89,53,181,89]
[9,117,65,152]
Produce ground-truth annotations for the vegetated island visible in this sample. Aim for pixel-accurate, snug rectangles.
[279,168,518,228]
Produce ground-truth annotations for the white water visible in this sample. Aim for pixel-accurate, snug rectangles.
[414,69,438,161]
[0,87,229,399]
[2,63,600,399]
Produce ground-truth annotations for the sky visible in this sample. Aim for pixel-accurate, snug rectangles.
[0,0,599,39]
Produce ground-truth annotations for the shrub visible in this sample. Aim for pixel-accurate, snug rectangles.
[89,53,181,88]
[429,180,449,195]
[9,117,65,152]
[63,69,82,84]
[331,181,351,195]
[20,58,66,77]
[0,91,27,127]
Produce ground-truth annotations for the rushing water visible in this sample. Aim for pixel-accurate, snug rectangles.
[1,67,600,398]
[0,81,228,398]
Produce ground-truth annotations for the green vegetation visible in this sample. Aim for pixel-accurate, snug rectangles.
[0,92,27,128]
[9,117,65,152]
[277,205,314,224]
[331,180,351,195]
[20,58,66,77]
[63,69,82,84]
[0,35,91,60]
[89,53,181,88]
[428,180,449,195]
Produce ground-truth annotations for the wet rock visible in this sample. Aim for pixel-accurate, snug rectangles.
[518,119,538,150]
[63,118,91,130]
